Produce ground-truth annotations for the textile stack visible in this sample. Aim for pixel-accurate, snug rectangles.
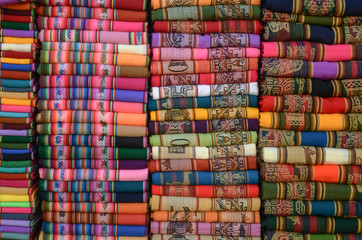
[0,1,41,240]
[35,0,150,239]
[149,0,263,239]
[259,0,362,239]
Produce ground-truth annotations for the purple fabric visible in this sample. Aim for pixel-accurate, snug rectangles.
[0,0,21,6]
[0,225,31,233]
[1,219,30,227]
[313,62,339,79]
[1,30,35,38]
[0,130,31,136]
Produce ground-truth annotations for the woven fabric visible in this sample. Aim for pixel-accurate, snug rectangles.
[151,235,260,240]
[40,192,148,203]
[264,231,361,240]
[151,0,262,9]
[39,160,147,170]
[40,232,147,240]
[38,0,147,11]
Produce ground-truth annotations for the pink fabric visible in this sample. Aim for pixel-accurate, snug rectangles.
[0,105,33,112]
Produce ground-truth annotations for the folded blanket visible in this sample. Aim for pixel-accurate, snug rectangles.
[40,180,147,193]
[151,235,260,240]
[264,231,361,240]
[37,123,147,137]
[37,6,147,22]
[152,83,258,99]
[0,0,27,6]
[0,21,35,31]
[261,58,362,80]
[36,110,147,125]
[263,0,362,16]
[39,30,147,45]
[37,100,145,114]
[261,181,362,200]
[150,107,259,121]
[40,232,148,240]
[263,216,362,234]
[150,195,261,212]
[153,20,262,34]
[149,131,257,146]
[263,22,362,44]
[39,168,148,181]
[39,159,147,170]
[258,129,362,148]
[152,170,259,185]
[0,51,36,60]
[152,47,260,60]
[151,221,260,236]
[151,58,258,75]
[37,135,147,148]
[263,199,361,217]
[151,0,262,9]
[262,9,362,26]
[259,112,362,131]
[38,146,149,160]
[0,70,34,80]
[40,51,148,66]
[40,192,148,203]
[152,72,258,86]
[38,0,147,11]
[37,17,147,32]
[152,144,256,159]
[261,163,361,184]
[260,77,362,97]
[148,157,257,172]
[0,43,36,52]
[151,5,260,21]
[259,95,362,113]
[148,95,258,110]
[149,119,259,134]
[42,212,148,225]
[152,33,260,48]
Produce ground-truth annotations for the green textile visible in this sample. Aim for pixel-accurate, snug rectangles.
[0,160,32,167]
[0,136,34,143]
[0,143,31,149]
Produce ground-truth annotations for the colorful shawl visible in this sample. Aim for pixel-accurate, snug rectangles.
[36,6,147,22]
[41,223,147,236]
[39,168,148,181]
[43,212,148,225]
[38,146,149,160]
[40,232,148,240]
[149,131,257,147]
[151,72,258,86]
[263,216,362,234]
[36,110,147,126]
[152,185,259,198]
[263,0,362,16]
[38,17,147,32]
[39,159,147,170]
[263,22,362,44]
[37,0,147,11]
[148,95,258,111]
[260,77,362,97]
[263,199,361,217]
[262,9,362,26]
[38,64,149,78]
[40,180,148,193]
[37,123,147,137]
[149,119,259,134]
[153,20,262,34]
[152,33,260,48]
[259,112,362,131]
[152,170,259,185]
[152,211,260,223]
[261,182,362,200]
[258,129,362,148]
[150,195,260,212]
[152,144,256,159]
[148,157,257,172]
[259,95,362,113]
[151,5,260,21]
[151,83,259,99]
[40,192,148,203]
[151,235,260,240]
[261,146,361,165]
[0,0,28,5]
[152,47,260,60]
[40,51,148,66]
[261,58,362,80]
[151,0,262,9]
[264,231,361,240]
[151,58,258,75]
[41,42,148,55]
[261,163,361,184]
[37,100,146,114]
[37,135,147,148]
[150,107,259,121]
[39,30,147,45]
[150,221,260,236]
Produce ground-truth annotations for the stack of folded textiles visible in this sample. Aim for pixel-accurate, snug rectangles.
[259,0,362,239]
[149,0,263,239]
[0,1,41,240]
[35,0,150,239]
